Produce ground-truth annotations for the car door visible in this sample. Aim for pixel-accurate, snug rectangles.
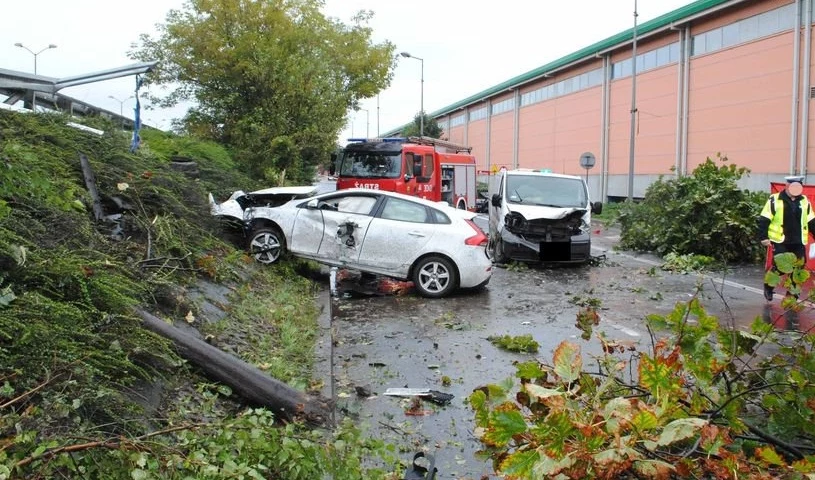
[357,196,438,275]
[310,193,379,265]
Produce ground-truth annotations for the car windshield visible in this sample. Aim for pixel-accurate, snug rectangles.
[338,152,402,179]
[506,175,587,208]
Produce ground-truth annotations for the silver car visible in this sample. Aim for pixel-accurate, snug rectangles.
[214,188,492,298]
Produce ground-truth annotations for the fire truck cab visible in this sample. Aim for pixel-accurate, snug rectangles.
[331,136,477,210]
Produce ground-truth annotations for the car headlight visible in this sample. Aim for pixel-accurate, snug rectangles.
[579,219,591,235]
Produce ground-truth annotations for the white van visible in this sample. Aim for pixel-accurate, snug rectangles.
[488,169,602,264]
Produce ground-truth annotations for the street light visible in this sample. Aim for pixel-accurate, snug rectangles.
[108,95,134,129]
[358,108,369,138]
[14,42,57,75]
[399,51,424,137]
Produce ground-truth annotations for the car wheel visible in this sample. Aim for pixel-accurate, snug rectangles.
[248,226,285,264]
[412,255,458,299]
[457,199,467,210]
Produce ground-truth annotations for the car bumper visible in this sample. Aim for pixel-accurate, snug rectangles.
[500,230,591,263]
[457,246,493,288]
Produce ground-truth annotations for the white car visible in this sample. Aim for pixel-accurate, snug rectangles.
[216,188,493,298]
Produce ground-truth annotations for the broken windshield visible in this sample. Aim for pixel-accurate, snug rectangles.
[506,175,587,208]
[339,152,402,179]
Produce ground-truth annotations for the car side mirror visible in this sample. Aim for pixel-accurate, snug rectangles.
[404,173,412,182]
[592,201,603,214]
[307,199,319,209]
[491,194,502,207]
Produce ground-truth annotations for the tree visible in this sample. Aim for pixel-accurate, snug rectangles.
[130,0,395,183]
[401,112,443,139]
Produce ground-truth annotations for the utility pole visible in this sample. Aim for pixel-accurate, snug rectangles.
[627,0,639,201]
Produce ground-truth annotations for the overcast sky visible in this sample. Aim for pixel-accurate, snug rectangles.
[1,0,691,139]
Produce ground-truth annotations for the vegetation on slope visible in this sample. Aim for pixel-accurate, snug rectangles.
[0,110,397,479]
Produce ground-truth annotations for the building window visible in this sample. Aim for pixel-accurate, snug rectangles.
[450,114,465,127]
[691,4,795,57]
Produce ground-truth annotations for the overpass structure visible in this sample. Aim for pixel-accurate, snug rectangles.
[0,61,158,128]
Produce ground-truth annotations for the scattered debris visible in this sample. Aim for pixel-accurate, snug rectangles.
[383,388,455,406]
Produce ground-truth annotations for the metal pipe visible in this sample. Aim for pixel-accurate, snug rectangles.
[513,89,520,169]
[675,26,685,176]
[627,0,639,200]
[681,26,691,176]
[800,0,812,178]
[791,0,803,175]
[601,54,611,201]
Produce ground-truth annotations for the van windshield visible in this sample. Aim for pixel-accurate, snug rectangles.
[506,175,587,208]
[338,152,402,179]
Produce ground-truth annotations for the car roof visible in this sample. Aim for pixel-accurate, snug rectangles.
[320,188,466,213]
[503,169,583,181]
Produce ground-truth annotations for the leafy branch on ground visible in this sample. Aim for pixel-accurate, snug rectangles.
[617,154,766,264]
[470,279,815,478]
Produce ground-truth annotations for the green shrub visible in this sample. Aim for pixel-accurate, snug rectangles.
[617,154,766,263]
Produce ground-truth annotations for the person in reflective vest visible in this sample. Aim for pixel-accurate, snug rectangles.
[757,175,815,301]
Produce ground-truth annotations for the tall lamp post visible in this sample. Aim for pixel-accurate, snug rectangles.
[399,51,424,137]
[14,42,57,75]
[108,95,134,129]
[14,42,57,112]
[358,108,369,138]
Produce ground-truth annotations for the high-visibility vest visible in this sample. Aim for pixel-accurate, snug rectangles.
[760,193,815,243]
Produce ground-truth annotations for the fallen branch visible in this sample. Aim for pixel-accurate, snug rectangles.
[14,423,203,469]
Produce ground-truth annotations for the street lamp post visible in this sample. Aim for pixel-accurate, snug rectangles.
[108,95,134,129]
[359,108,369,138]
[14,42,57,112]
[14,42,57,75]
[399,51,424,137]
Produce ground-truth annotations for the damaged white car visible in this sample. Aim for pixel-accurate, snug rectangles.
[208,186,319,225]
[210,188,493,298]
[488,169,602,264]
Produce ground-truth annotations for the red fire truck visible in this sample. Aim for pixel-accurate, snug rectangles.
[331,136,478,210]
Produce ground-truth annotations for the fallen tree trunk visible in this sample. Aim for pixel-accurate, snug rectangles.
[79,153,104,222]
[135,308,333,426]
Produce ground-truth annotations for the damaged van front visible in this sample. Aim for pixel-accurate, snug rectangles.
[488,169,602,264]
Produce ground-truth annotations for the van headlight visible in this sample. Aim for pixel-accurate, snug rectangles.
[579,219,591,235]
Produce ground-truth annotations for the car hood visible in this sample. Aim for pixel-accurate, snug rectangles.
[209,185,318,220]
[507,204,587,220]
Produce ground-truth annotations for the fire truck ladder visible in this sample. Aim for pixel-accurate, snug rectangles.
[407,136,472,153]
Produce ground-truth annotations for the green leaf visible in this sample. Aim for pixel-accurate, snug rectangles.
[633,459,675,477]
[499,449,540,476]
[757,447,785,466]
[774,252,798,274]
[524,384,563,400]
[532,452,576,477]
[657,417,707,446]
[631,409,659,432]
[552,341,581,384]
[131,469,149,480]
[515,361,545,379]
[485,409,527,446]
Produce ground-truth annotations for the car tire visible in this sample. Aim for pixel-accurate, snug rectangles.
[456,199,467,210]
[412,255,458,299]
[247,226,286,265]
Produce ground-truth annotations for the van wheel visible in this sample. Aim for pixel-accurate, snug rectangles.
[456,199,466,210]
[248,226,285,264]
[412,255,458,298]
[490,237,508,264]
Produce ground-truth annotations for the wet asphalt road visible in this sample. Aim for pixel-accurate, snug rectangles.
[310,181,815,478]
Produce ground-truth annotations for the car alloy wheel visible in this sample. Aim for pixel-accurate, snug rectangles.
[412,255,458,298]
[248,226,285,264]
